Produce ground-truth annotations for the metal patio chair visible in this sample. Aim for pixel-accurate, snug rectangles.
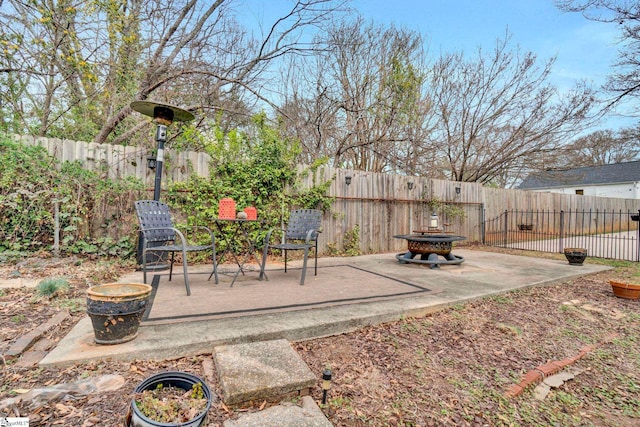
[259,209,322,285]
[135,200,218,296]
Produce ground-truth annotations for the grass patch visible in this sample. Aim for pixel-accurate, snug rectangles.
[488,294,513,304]
[36,277,70,297]
[11,314,26,323]
[55,297,86,313]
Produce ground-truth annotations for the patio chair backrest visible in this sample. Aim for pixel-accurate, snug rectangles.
[135,200,176,243]
[284,209,322,241]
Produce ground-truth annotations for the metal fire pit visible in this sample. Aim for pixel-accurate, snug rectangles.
[394,232,466,269]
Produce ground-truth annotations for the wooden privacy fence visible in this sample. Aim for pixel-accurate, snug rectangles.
[13,135,640,257]
[14,134,212,188]
[298,166,484,254]
[299,166,640,256]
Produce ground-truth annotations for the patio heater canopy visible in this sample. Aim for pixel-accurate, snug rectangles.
[130,100,195,202]
[130,100,194,124]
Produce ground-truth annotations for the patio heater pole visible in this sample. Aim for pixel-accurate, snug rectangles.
[131,101,194,269]
[130,101,195,201]
[153,123,167,201]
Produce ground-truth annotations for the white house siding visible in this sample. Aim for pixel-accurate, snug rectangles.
[529,182,640,199]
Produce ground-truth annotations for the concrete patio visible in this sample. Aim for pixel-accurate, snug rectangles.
[41,248,610,367]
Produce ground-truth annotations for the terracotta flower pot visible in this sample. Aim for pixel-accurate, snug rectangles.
[610,280,640,300]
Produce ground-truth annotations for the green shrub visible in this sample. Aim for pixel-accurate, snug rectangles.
[167,115,334,249]
[0,132,144,256]
[0,116,333,258]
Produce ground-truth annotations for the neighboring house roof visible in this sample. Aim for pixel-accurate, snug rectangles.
[519,160,640,190]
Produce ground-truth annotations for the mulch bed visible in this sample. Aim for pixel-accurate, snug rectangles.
[1,249,639,426]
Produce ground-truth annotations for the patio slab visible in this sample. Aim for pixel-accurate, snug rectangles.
[223,396,332,427]
[213,339,316,406]
[40,249,611,367]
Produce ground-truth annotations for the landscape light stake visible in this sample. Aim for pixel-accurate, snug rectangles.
[321,368,332,404]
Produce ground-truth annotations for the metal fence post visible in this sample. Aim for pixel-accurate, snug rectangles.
[53,199,60,257]
[637,209,640,262]
[481,205,486,244]
[503,210,508,246]
[559,210,564,253]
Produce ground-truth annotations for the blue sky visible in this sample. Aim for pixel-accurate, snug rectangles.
[357,1,619,92]
[241,0,634,130]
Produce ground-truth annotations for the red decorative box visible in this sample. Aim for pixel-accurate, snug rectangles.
[218,198,236,219]
[243,206,257,220]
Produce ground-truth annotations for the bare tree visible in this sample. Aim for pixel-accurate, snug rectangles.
[425,35,597,185]
[279,18,434,172]
[0,0,349,144]
[556,0,640,114]
[557,128,640,167]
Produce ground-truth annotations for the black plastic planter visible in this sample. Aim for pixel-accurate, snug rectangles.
[126,371,212,427]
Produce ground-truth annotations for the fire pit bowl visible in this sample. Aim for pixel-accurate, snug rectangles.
[394,233,466,269]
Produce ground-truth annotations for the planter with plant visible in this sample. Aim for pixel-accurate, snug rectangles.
[125,371,212,427]
[518,223,534,231]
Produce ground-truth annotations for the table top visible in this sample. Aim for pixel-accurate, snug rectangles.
[412,229,454,235]
[394,234,467,242]
[213,218,261,223]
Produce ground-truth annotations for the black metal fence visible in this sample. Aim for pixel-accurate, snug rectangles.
[483,209,640,262]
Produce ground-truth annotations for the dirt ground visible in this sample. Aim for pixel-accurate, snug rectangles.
[1,247,639,426]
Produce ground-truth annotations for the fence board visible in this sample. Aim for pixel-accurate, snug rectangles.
[11,135,640,258]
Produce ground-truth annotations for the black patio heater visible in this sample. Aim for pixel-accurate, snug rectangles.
[131,101,194,269]
[130,101,195,201]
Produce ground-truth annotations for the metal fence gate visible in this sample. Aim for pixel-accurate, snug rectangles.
[483,209,640,262]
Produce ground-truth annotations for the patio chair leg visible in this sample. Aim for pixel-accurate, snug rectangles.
[181,247,191,296]
[142,250,148,284]
[284,249,288,273]
[259,242,269,281]
[211,250,219,284]
[314,241,318,276]
[168,251,175,281]
[300,247,309,285]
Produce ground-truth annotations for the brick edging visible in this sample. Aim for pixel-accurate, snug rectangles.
[503,332,619,398]
[4,310,70,360]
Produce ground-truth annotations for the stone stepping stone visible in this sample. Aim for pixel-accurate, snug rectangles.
[214,339,317,406]
[223,396,332,427]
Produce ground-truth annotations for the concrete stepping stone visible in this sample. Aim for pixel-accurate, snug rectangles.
[534,371,578,400]
[223,396,332,427]
[544,371,575,388]
[214,339,317,406]
[4,310,69,360]
[0,278,39,289]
